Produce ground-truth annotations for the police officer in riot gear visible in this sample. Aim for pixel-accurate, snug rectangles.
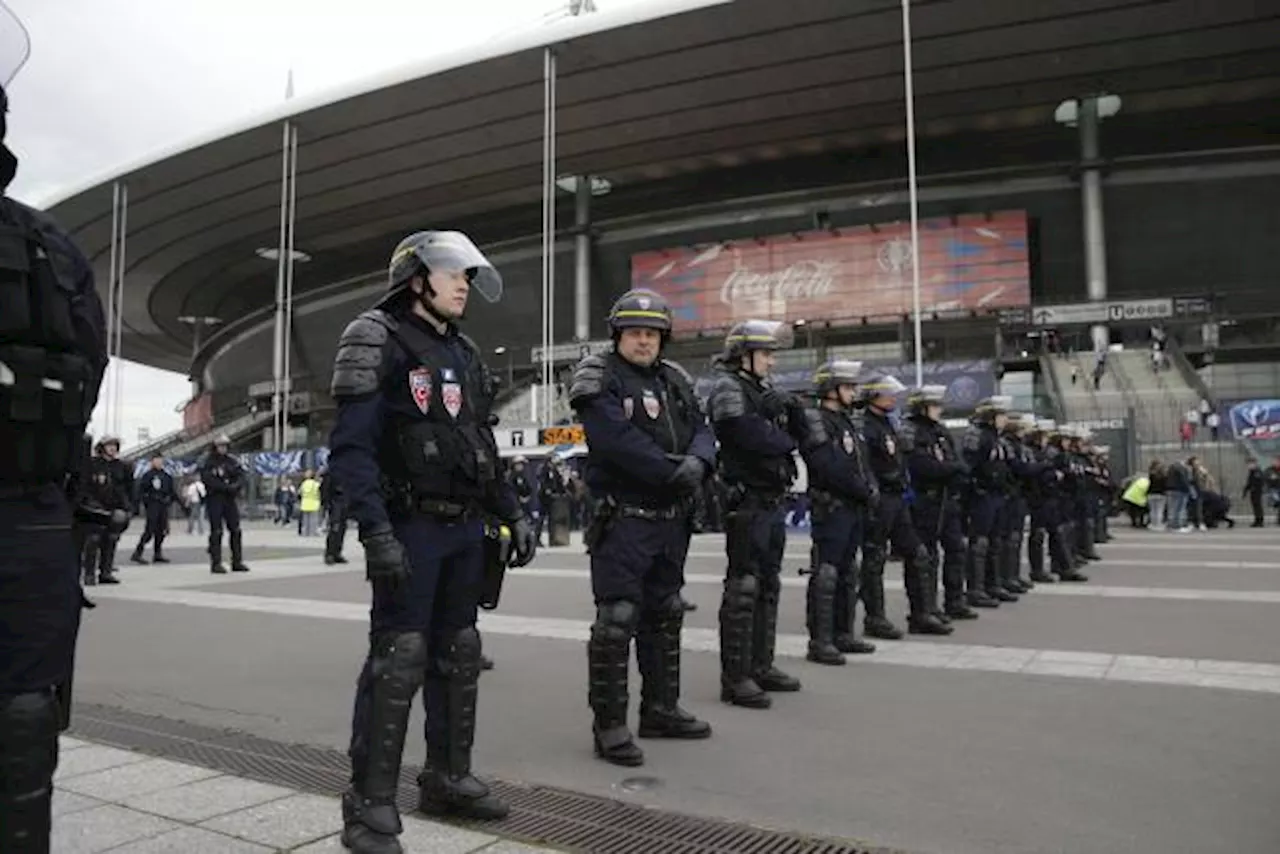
[200,435,250,574]
[707,319,805,709]
[329,230,536,853]
[0,43,111,851]
[1023,420,1064,584]
[996,413,1033,596]
[570,288,716,767]
[1045,427,1089,582]
[81,437,131,585]
[901,386,977,622]
[131,455,176,564]
[800,359,877,665]
[962,396,1014,608]
[858,375,951,636]
[1066,430,1102,564]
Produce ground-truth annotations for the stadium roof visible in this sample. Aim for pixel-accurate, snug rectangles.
[45,0,1280,384]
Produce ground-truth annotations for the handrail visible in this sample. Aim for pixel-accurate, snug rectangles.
[1076,353,1103,421]
[1109,354,1148,442]
[1167,338,1267,465]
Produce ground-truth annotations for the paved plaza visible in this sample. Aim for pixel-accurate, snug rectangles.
[65,520,1280,853]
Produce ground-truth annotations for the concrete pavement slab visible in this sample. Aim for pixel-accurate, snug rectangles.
[119,775,294,823]
[104,825,274,853]
[59,757,221,801]
[50,804,179,854]
[199,792,344,849]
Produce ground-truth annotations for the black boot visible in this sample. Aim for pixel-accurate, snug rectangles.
[986,535,1018,602]
[966,536,999,607]
[1027,527,1056,583]
[152,536,170,564]
[906,548,952,636]
[718,575,770,708]
[1054,523,1089,581]
[0,691,59,854]
[861,545,904,639]
[587,602,642,765]
[941,539,976,619]
[805,565,846,666]
[131,543,148,564]
[342,632,427,854]
[636,598,712,739]
[752,590,800,691]
[1081,518,1102,560]
[419,628,509,820]
[832,563,875,653]
[1005,534,1030,593]
[230,530,250,572]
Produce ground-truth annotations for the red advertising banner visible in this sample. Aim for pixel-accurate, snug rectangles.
[630,211,1030,333]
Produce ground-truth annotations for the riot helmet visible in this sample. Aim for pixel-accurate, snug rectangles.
[608,289,671,367]
[723,319,793,379]
[211,434,231,450]
[906,384,947,421]
[385,230,502,322]
[0,2,32,190]
[95,436,121,456]
[811,359,862,407]
[858,373,906,412]
[973,395,1012,428]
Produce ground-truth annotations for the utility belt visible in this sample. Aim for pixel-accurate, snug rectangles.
[413,495,480,521]
[809,488,856,511]
[723,483,786,512]
[584,494,687,553]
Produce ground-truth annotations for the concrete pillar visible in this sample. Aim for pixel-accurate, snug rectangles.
[573,177,592,343]
[1079,96,1110,353]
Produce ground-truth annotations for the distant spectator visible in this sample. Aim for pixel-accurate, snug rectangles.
[1071,364,1079,385]
[1199,398,1212,426]
[1180,420,1195,448]
[1206,411,1221,441]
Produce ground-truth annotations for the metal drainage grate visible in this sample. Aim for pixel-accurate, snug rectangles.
[69,702,905,854]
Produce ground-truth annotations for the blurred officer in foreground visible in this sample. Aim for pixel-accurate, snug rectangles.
[707,320,806,709]
[131,455,176,564]
[799,359,878,665]
[570,288,715,767]
[80,437,131,585]
[0,38,111,851]
[328,230,536,853]
[200,435,250,574]
[900,385,977,622]
[858,375,951,636]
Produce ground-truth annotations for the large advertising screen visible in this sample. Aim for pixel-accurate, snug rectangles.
[630,211,1030,333]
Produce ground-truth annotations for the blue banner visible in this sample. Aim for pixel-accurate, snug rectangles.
[1228,399,1280,441]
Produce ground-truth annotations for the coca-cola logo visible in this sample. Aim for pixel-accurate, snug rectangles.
[718,260,839,306]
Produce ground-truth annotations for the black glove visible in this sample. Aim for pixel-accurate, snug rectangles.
[866,487,881,511]
[760,387,792,418]
[667,455,706,493]
[509,516,537,568]
[360,524,411,587]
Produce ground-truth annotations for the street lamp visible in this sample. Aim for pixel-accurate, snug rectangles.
[494,346,514,387]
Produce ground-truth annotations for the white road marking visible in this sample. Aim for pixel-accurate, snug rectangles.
[87,585,1280,697]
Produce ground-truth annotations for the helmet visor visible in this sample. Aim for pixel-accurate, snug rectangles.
[416,231,503,303]
[0,3,31,87]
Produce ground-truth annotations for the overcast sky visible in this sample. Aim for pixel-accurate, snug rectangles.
[4,0,650,447]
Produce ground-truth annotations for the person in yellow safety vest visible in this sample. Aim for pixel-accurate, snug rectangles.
[298,469,322,537]
[1121,474,1150,528]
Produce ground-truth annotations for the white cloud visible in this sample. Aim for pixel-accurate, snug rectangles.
[4,0,651,445]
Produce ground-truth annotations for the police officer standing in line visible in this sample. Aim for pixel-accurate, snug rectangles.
[707,320,805,709]
[799,359,878,666]
[569,289,715,767]
[900,386,978,623]
[81,437,131,586]
[328,231,536,853]
[1022,420,1066,584]
[1045,427,1090,581]
[996,413,1033,596]
[1006,414,1053,591]
[0,44,111,851]
[961,397,1013,608]
[321,469,350,565]
[200,435,250,575]
[858,376,952,636]
[131,455,176,564]
[1066,430,1103,564]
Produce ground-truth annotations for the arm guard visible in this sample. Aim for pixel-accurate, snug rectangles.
[568,354,608,408]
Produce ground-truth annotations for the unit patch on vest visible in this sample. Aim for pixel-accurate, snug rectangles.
[409,368,432,415]
[442,381,464,419]
[623,397,634,419]
[884,436,896,456]
[842,430,854,454]
[642,389,661,419]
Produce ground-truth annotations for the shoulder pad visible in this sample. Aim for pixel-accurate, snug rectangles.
[898,421,916,447]
[568,354,609,407]
[707,374,747,421]
[660,358,695,388]
[330,310,393,399]
[801,408,828,449]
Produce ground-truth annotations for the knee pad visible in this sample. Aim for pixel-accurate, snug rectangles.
[371,631,428,685]
[653,593,685,620]
[0,689,62,789]
[591,600,639,645]
[436,626,481,670]
[812,563,838,593]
